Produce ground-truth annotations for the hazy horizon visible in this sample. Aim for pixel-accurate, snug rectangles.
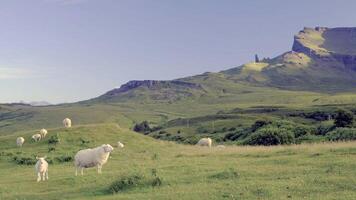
[1,0,356,103]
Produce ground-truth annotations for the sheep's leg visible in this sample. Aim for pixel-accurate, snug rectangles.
[81,167,84,175]
[37,173,41,182]
[75,167,78,176]
[46,170,49,180]
[97,165,102,174]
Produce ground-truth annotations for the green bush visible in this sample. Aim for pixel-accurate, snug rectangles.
[251,120,271,132]
[326,128,356,141]
[109,174,143,193]
[334,109,354,127]
[223,128,246,141]
[12,156,37,165]
[244,127,295,146]
[55,155,73,163]
[183,135,199,144]
[293,125,315,138]
[108,171,163,194]
[196,126,209,134]
[316,124,335,136]
[48,146,56,152]
[133,121,151,133]
[48,135,60,145]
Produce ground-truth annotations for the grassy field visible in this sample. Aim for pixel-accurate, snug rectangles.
[1,123,356,199]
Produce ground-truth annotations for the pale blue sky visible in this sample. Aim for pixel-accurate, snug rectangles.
[1,0,356,103]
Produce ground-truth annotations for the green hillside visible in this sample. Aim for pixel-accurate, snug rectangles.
[1,124,356,199]
[2,27,356,136]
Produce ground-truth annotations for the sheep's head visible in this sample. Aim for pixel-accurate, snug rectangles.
[117,141,124,148]
[36,156,47,164]
[102,144,114,153]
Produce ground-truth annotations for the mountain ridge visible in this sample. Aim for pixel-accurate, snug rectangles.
[95,27,356,102]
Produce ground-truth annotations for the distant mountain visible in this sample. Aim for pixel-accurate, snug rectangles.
[94,27,356,103]
[18,101,52,106]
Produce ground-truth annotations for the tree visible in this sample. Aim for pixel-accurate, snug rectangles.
[255,54,259,63]
[334,109,354,127]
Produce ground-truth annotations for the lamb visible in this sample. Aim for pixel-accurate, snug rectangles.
[74,144,114,176]
[16,137,25,147]
[40,129,48,138]
[63,118,72,128]
[196,137,212,147]
[35,156,49,182]
[32,134,42,142]
[117,141,124,148]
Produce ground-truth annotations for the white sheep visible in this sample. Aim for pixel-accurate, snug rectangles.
[40,129,48,138]
[74,144,114,176]
[63,118,72,128]
[216,145,226,149]
[35,156,49,182]
[32,134,42,142]
[16,137,25,147]
[196,137,212,147]
[117,141,124,148]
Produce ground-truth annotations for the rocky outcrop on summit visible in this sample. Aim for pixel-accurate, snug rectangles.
[292,27,356,70]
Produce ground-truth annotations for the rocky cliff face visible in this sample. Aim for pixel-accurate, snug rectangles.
[102,80,202,97]
[292,27,356,70]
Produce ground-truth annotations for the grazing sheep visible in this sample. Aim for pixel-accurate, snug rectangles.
[63,118,72,128]
[74,144,114,176]
[196,137,212,147]
[216,145,226,149]
[117,141,124,148]
[35,156,48,182]
[32,134,42,142]
[16,137,25,147]
[40,129,48,138]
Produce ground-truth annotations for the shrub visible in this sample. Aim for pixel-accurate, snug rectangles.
[183,135,200,144]
[316,124,335,136]
[224,128,246,141]
[196,126,209,134]
[293,125,314,138]
[244,127,295,145]
[133,121,151,133]
[48,135,60,145]
[108,171,163,194]
[326,128,356,141]
[109,174,143,193]
[334,109,354,127]
[48,146,56,152]
[228,127,236,131]
[12,156,36,165]
[55,155,73,163]
[251,120,272,132]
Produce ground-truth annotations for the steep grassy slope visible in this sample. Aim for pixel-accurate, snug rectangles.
[0,124,356,199]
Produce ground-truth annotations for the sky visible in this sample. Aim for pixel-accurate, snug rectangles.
[1,0,356,103]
